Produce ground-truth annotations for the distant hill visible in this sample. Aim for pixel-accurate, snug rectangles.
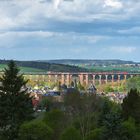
[37,59,140,72]
[0,60,88,73]
[38,59,139,66]
[1,59,140,73]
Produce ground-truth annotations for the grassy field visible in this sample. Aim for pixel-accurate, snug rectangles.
[0,64,46,73]
[80,65,140,72]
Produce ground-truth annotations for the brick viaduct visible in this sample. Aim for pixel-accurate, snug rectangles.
[22,72,140,86]
[0,71,139,86]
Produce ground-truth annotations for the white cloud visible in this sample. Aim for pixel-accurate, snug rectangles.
[0,31,58,48]
[0,0,139,31]
[104,0,123,9]
[53,0,62,9]
[0,31,56,38]
[88,36,110,43]
[109,46,136,53]
[118,27,140,34]
[0,30,108,49]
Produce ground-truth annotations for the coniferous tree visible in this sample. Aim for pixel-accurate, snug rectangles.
[122,89,140,123]
[0,61,33,140]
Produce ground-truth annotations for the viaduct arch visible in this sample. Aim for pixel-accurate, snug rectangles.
[21,72,140,86]
[0,71,139,86]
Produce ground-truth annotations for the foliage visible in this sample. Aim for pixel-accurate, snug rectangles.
[64,89,81,108]
[104,85,114,92]
[122,89,140,123]
[101,111,122,140]
[64,91,104,139]
[43,109,67,140]
[97,98,123,140]
[77,81,85,90]
[60,127,82,140]
[19,120,53,140]
[0,61,33,139]
[98,98,113,126]
[126,76,140,91]
[120,117,137,140]
[85,128,104,140]
[38,97,52,111]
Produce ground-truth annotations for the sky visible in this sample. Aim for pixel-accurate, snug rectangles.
[0,0,140,61]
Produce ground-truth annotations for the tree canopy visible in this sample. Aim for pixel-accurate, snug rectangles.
[0,61,33,139]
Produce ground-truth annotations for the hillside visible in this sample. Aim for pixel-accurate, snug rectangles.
[38,59,140,72]
[1,59,140,73]
[0,64,46,73]
[40,59,138,66]
[0,60,88,73]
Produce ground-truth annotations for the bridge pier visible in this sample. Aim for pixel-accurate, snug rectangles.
[105,75,108,84]
[66,74,71,86]
[79,74,84,85]
[85,74,89,86]
[61,74,65,85]
[10,72,140,88]
[93,75,95,85]
[124,75,127,82]
[99,75,102,85]
[118,75,121,84]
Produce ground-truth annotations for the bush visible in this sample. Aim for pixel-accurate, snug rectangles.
[85,128,103,140]
[43,109,67,140]
[60,127,82,140]
[19,120,53,140]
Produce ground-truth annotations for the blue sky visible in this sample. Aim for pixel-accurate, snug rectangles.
[0,0,140,61]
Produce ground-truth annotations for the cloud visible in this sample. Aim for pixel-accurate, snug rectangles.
[109,46,136,53]
[0,0,140,61]
[0,31,56,38]
[104,0,123,9]
[118,26,140,34]
[0,0,140,32]
[0,31,58,48]
[53,0,61,9]
[0,30,108,49]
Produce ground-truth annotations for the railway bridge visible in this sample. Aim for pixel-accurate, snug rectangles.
[22,72,140,86]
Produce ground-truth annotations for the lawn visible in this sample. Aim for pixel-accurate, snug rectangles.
[80,65,140,72]
[0,64,46,73]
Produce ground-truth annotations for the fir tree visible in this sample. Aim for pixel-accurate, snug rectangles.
[0,61,33,140]
[122,88,140,123]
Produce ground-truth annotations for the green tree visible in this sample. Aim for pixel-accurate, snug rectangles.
[85,128,103,140]
[104,85,114,92]
[19,120,53,140]
[102,111,122,140]
[39,97,53,112]
[60,127,82,140]
[0,61,33,140]
[98,98,113,126]
[64,92,103,140]
[122,89,140,123]
[98,99,123,140]
[126,76,140,91]
[43,109,67,140]
[120,117,137,140]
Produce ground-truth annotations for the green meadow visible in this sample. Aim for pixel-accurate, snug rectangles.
[81,65,140,72]
[0,64,46,73]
